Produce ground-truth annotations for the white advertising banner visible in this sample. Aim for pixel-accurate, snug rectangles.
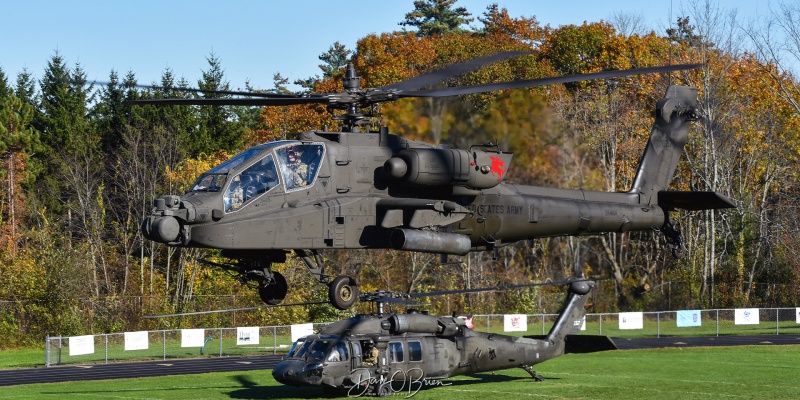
[291,323,314,342]
[124,331,149,351]
[503,314,528,332]
[796,308,800,324]
[677,310,702,327]
[735,308,760,325]
[69,335,95,356]
[181,328,206,347]
[619,312,644,330]
[237,326,260,345]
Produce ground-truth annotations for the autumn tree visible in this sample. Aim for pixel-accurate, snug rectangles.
[0,81,41,256]
[478,4,546,47]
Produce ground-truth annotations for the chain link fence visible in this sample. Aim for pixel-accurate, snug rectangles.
[45,308,800,367]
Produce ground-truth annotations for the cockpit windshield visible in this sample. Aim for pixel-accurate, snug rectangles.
[287,338,308,358]
[286,336,339,361]
[223,154,280,212]
[190,147,264,192]
[189,141,297,193]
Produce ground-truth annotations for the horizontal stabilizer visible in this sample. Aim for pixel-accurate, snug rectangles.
[565,335,618,353]
[658,191,736,211]
[522,334,617,353]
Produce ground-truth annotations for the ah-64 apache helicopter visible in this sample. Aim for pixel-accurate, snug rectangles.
[272,279,616,396]
[139,51,735,310]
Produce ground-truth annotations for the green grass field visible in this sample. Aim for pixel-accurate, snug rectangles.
[4,345,800,399]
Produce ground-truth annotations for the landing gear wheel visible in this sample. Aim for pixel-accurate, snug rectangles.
[375,381,391,397]
[328,275,358,310]
[258,271,288,305]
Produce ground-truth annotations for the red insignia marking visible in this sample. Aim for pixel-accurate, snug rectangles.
[489,156,506,182]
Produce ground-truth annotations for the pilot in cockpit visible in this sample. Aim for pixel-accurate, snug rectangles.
[284,146,309,188]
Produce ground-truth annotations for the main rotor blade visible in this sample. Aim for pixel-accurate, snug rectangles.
[400,63,704,98]
[378,50,531,92]
[130,96,329,106]
[142,300,330,318]
[89,80,298,98]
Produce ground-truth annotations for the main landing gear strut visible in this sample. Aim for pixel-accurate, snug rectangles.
[231,258,289,305]
[217,249,359,310]
[661,218,685,259]
[295,249,359,310]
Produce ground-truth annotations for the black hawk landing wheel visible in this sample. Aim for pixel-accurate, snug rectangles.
[328,275,358,310]
[375,381,391,397]
[258,271,288,305]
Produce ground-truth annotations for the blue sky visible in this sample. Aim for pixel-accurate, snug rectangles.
[0,0,770,91]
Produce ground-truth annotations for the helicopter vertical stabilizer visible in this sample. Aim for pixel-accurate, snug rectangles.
[544,281,593,351]
[629,85,698,205]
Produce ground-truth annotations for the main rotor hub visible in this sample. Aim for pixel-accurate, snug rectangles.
[343,63,361,92]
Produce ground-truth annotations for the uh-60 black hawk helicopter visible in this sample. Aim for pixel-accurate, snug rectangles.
[272,279,616,396]
[140,51,735,310]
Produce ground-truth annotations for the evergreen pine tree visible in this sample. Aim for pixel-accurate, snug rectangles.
[14,68,37,106]
[34,51,96,219]
[196,52,242,155]
[0,68,9,100]
[400,0,473,37]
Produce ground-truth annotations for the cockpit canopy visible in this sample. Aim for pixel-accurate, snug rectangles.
[286,335,349,362]
[187,141,325,213]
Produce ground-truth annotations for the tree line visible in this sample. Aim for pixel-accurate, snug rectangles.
[1,0,799,347]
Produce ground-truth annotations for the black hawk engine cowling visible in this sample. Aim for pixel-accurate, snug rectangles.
[385,313,464,336]
[384,148,513,189]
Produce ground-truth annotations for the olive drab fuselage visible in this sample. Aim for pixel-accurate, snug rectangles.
[271,281,611,393]
[143,130,663,253]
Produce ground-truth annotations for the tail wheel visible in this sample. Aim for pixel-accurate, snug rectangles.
[328,275,359,310]
[258,271,288,305]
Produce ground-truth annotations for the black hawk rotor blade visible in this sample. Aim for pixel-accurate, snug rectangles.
[408,277,610,298]
[142,300,330,318]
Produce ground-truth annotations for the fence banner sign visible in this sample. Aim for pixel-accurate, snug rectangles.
[677,310,702,327]
[69,335,95,356]
[291,323,314,342]
[619,312,644,330]
[237,326,260,345]
[503,314,528,332]
[124,331,149,351]
[796,308,800,324]
[734,308,760,325]
[181,328,206,347]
